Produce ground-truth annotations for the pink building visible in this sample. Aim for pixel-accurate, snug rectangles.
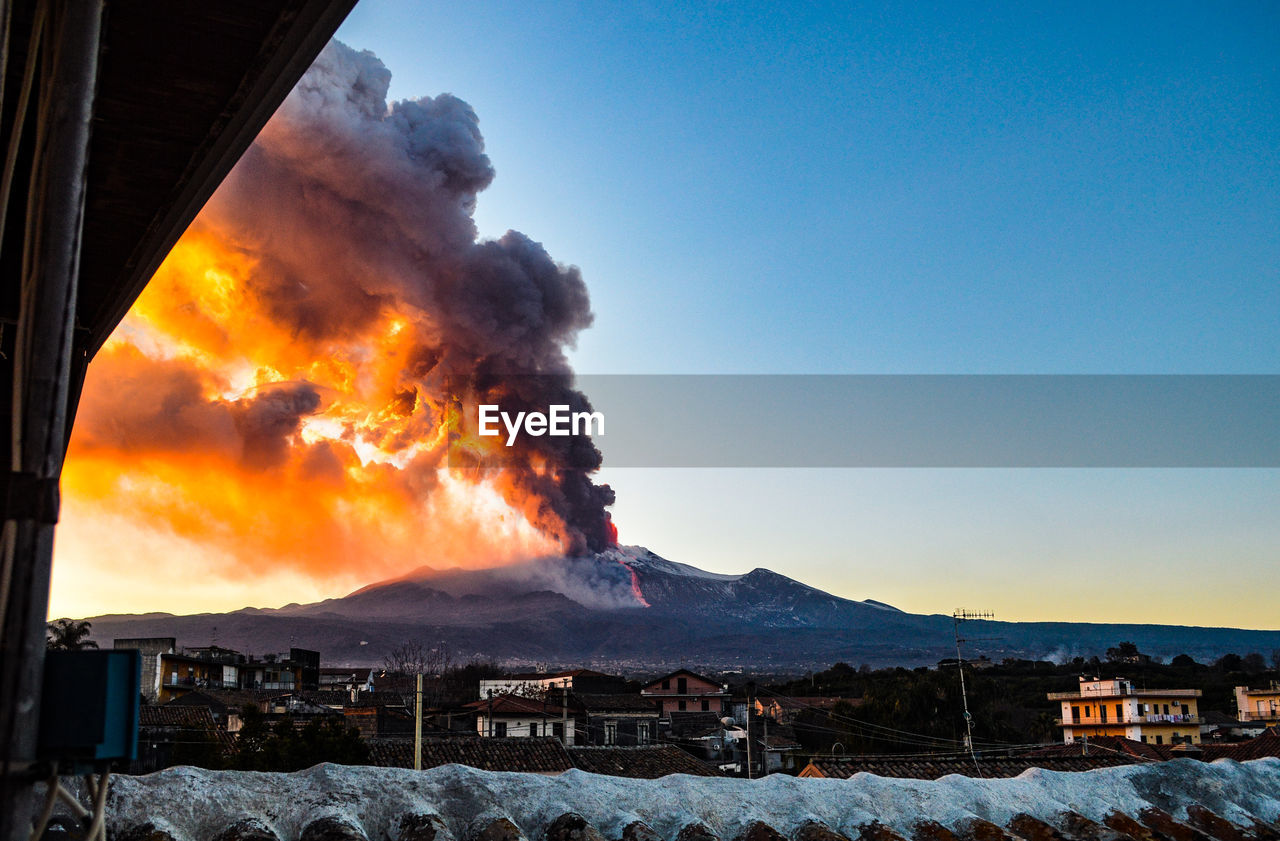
[640,669,729,715]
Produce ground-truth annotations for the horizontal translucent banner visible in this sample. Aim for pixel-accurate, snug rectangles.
[445,375,1280,468]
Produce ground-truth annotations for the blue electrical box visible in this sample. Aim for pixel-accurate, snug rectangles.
[37,649,140,768]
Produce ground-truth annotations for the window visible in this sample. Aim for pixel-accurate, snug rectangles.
[604,721,618,745]
[1163,704,1170,715]
[1100,706,1107,723]
[637,722,651,745]
[1085,706,1091,718]
[1115,704,1122,721]
[494,722,507,738]
[678,700,687,711]
[529,722,538,737]
[1071,706,1080,722]
[701,700,710,712]
[1155,734,1162,745]
[677,677,688,693]
[552,722,564,741]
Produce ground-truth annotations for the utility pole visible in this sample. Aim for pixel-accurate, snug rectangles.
[745,680,755,779]
[561,679,569,745]
[414,673,423,770]
[953,608,995,776]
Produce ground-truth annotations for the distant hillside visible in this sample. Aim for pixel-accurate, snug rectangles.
[86,546,1280,671]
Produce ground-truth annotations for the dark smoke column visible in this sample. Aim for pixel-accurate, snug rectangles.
[204,40,616,555]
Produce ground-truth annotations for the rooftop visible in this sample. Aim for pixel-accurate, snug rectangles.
[365,737,572,774]
[800,754,1138,780]
[567,746,721,778]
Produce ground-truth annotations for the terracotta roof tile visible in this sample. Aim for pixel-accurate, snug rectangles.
[365,736,573,773]
[568,745,722,778]
[800,754,1138,779]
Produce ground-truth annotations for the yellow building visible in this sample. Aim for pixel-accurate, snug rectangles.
[1049,677,1201,746]
[1235,682,1280,723]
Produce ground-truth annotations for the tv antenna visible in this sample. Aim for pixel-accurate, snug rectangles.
[953,608,995,775]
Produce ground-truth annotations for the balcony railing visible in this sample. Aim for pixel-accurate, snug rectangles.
[164,677,232,689]
[1057,714,1200,727]
[1239,711,1280,722]
[1047,688,1201,700]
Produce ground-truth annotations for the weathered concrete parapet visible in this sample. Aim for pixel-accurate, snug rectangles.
[955,818,1016,841]
[1057,811,1136,841]
[470,817,527,841]
[793,822,851,841]
[115,823,179,841]
[732,822,786,841]
[545,813,606,841]
[393,813,455,841]
[857,822,909,841]
[1137,808,1214,841]
[211,818,283,841]
[48,758,1280,841]
[675,822,720,841]
[908,821,962,841]
[1184,806,1251,841]
[1008,814,1070,841]
[299,815,370,841]
[620,820,662,841]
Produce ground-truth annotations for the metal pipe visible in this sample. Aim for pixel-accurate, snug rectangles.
[0,2,103,839]
[414,673,422,770]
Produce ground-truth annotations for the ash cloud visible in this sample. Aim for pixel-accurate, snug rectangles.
[78,40,615,560]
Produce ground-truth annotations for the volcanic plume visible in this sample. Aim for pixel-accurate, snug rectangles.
[61,41,614,589]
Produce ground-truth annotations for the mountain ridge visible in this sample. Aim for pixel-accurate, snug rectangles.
[82,546,1280,671]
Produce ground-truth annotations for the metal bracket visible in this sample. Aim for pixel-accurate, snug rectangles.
[1,472,60,523]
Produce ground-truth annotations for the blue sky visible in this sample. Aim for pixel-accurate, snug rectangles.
[333,2,1280,627]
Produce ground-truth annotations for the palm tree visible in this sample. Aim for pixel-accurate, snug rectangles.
[46,618,99,650]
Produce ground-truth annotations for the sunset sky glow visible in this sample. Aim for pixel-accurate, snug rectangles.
[50,2,1280,629]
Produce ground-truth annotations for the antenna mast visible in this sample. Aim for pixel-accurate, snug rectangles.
[953,608,995,775]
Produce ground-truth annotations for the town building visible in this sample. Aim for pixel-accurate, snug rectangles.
[640,669,729,715]
[577,693,661,746]
[1049,676,1201,746]
[753,695,844,724]
[113,640,322,702]
[1234,682,1280,724]
[468,693,578,744]
[478,668,626,699]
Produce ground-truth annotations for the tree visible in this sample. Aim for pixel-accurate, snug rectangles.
[1215,653,1243,672]
[1170,654,1198,669]
[1242,652,1266,674]
[1106,641,1142,663]
[46,618,98,650]
[1271,649,1280,673]
[383,640,453,678]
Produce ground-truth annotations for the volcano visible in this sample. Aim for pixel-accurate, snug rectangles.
[83,547,1280,670]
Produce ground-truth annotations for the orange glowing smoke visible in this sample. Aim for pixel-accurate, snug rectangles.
[58,41,613,595]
